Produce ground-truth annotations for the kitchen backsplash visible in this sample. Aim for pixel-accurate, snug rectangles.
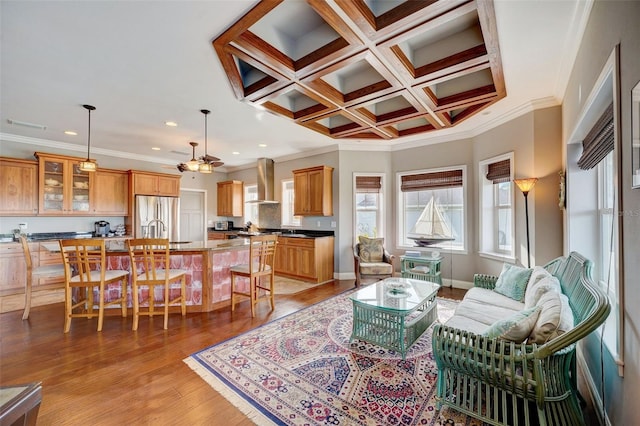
[0,216,126,234]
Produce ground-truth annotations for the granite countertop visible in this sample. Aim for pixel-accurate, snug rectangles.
[40,238,252,253]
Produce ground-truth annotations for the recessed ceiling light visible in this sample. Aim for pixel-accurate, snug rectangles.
[165,121,178,127]
[64,130,77,136]
[258,144,267,148]
[232,151,240,155]
[151,147,161,151]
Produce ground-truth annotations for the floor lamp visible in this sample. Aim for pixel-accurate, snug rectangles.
[514,178,538,268]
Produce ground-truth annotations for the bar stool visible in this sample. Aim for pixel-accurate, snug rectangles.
[19,235,66,320]
[230,234,278,317]
[59,238,129,332]
[126,238,187,330]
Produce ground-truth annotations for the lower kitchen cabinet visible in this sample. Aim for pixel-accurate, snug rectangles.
[275,236,334,283]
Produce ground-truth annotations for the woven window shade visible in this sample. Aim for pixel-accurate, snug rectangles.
[486,159,511,183]
[578,103,614,170]
[400,169,463,192]
[356,176,381,193]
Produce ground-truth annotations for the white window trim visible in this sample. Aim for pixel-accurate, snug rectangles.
[353,172,385,242]
[478,152,515,262]
[281,178,301,228]
[395,165,467,253]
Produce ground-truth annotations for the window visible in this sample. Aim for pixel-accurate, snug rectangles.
[479,154,514,259]
[354,174,384,239]
[397,166,465,250]
[281,179,301,227]
[244,184,258,224]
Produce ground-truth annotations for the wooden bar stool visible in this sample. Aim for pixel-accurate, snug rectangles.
[126,238,187,330]
[230,234,278,317]
[59,239,129,332]
[19,235,66,320]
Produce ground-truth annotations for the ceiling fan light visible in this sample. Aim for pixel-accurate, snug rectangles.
[186,159,200,171]
[199,163,213,173]
[79,160,97,172]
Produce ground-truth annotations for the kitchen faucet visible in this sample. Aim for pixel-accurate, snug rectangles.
[146,219,166,238]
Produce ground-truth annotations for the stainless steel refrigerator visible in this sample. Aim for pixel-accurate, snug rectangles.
[135,195,180,241]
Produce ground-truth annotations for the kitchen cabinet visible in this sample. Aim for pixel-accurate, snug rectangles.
[274,236,334,283]
[217,180,244,217]
[35,153,94,215]
[130,171,181,196]
[292,166,333,216]
[92,169,128,215]
[0,158,38,216]
[0,242,27,295]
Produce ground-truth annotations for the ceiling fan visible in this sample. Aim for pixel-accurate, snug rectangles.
[176,109,224,173]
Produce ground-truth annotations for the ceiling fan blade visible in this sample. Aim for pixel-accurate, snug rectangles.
[200,154,220,162]
[210,161,224,167]
[176,163,188,172]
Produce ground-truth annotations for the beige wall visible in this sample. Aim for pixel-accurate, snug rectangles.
[561,1,640,424]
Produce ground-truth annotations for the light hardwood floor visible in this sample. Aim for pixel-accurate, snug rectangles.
[0,281,466,425]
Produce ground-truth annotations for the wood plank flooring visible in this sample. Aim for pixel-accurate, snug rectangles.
[0,281,465,425]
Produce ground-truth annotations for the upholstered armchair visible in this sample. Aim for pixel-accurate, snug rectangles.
[353,236,395,287]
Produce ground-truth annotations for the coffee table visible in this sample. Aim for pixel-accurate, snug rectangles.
[350,277,440,359]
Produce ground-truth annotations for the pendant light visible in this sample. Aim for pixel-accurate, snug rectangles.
[198,109,212,173]
[78,104,97,172]
[185,142,200,171]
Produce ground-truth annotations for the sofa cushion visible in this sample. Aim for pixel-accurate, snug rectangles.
[464,287,526,312]
[444,315,489,335]
[528,290,574,344]
[358,236,384,263]
[483,306,542,343]
[494,263,533,302]
[359,262,393,275]
[524,275,561,310]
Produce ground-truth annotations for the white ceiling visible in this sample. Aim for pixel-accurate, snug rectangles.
[0,0,591,172]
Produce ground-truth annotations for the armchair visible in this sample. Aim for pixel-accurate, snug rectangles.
[353,236,395,286]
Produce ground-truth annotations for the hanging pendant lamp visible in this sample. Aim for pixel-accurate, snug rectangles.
[198,109,212,173]
[78,104,97,172]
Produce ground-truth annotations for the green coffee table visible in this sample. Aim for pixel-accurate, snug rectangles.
[349,277,440,359]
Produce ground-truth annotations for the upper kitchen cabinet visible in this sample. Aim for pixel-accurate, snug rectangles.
[217,180,244,217]
[92,169,128,215]
[293,166,333,216]
[130,171,180,196]
[0,158,38,216]
[34,153,93,215]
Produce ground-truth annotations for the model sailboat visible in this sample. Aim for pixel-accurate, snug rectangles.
[407,197,455,247]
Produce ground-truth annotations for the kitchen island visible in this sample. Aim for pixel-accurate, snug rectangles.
[37,238,253,313]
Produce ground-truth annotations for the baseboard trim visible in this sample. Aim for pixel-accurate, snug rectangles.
[577,349,611,426]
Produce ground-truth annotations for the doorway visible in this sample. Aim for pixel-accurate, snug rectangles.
[180,189,206,242]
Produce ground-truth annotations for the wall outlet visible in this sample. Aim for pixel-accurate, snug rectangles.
[331,221,336,228]
[317,221,321,227]
[18,222,27,231]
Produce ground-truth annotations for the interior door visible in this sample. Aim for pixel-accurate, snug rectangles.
[180,190,206,242]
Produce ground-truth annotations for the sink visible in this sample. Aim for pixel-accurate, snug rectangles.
[170,241,192,244]
[285,234,308,238]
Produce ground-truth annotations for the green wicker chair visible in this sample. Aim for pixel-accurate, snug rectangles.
[432,252,610,426]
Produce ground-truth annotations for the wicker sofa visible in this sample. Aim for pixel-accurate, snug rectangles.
[432,252,610,426]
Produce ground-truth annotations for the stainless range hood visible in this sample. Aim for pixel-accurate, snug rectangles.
[247,158,279,204]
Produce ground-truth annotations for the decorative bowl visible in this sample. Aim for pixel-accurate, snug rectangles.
[45,178,59,186]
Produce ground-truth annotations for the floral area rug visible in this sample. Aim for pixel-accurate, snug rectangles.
[184,290,480,425]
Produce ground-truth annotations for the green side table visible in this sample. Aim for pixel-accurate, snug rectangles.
[400,255,442,285]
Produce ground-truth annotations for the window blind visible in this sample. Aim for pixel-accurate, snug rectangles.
[578,103,614,170]
[485,159,511,183]
[400,169,463,192]
[355,176,381,193]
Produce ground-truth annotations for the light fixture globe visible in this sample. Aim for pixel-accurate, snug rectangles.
[79,104,97,172]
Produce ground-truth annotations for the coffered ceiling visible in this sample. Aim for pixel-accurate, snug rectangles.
[0,1,591,170]
[214,0,505,140]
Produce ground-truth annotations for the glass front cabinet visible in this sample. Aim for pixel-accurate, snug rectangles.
[36,153,93,215]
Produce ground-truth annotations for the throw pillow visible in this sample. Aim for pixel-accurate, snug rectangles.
[494,263,533,302]
[358,236,384,263]
[528,291,574,344]
[483,306,542,343]
[524,275,561,310]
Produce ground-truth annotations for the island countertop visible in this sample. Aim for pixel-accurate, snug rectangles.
[40,238,252,253]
